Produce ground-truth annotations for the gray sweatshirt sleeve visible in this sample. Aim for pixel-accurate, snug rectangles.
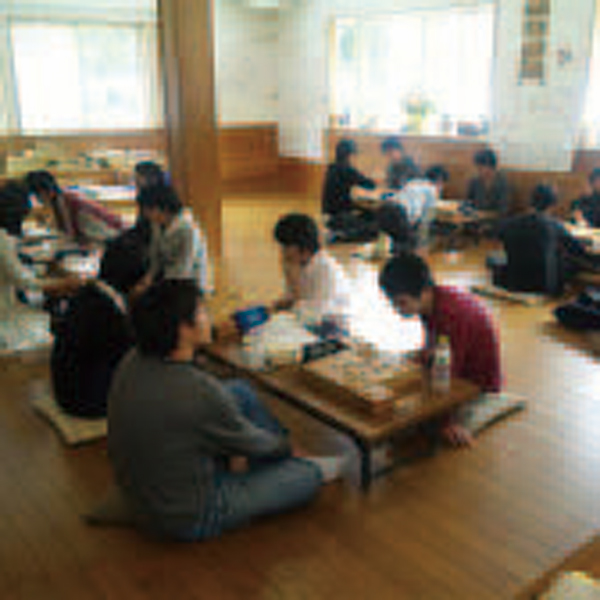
[195,377,290,458]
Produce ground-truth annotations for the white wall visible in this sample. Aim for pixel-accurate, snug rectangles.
[278,0,597,170]
[215,0,279,124]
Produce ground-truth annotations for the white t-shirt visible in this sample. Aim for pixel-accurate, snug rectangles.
[293,250,352,324]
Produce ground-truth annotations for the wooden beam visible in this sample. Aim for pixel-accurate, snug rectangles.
[157,0,223,285]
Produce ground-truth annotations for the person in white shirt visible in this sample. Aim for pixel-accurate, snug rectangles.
[271,213,352,333]
[139,184,214,295]
[378,165,449,253]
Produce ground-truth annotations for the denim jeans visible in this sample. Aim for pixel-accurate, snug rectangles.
[184,379,322,541]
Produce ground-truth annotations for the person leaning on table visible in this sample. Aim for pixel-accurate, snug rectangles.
[571,168,600,228]
[25,170,125,246]
[0,182,82,352]
[379,253,502,448]
[107,279,347,541]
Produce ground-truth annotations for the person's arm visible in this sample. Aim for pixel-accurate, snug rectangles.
[0,231,80,294]
[349,166,377,190]
[197,378,290,458]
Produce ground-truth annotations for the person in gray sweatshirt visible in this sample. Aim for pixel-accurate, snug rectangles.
[108,279,344,541]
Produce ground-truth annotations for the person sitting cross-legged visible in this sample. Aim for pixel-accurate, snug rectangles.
[379,253,502,448]
[492,184,600,295]
[51,236,151,418]
[321,139,379,243]
[107,279,346,541]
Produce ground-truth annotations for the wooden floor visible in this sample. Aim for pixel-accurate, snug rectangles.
[2,190,600,599]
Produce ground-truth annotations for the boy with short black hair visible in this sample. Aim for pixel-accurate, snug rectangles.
[322,139,378,242]
[381,136,420,190]
[108,279,342,541]
[272,213,352,330]
[494,184,600,294]
[139,183,214,295]
[466,149,511,216]
[380,253,502,447]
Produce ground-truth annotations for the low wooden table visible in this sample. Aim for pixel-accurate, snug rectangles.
[203,340,480,490]
[517,533,600,598]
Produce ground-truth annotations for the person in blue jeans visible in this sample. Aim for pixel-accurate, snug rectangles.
[108,279,346,541]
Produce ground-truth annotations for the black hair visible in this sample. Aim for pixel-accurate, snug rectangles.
[137,183,183,215]
[274,213,320,254]
[474,149,498,169]
[425,165,449,184]
[25,170,61,196]
[531,184,557,212]
[0,180,31,236]
[381,137,404,154]
[134,161,165,189]
[131,279,202,358]
[335,139,357,165]
[589,168,600,185]
[379,253,434,299]
[99,237,149,294]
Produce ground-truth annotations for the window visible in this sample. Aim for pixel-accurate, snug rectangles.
[330,6,495,137]
[580,19,600,148]
[11,22,160,132]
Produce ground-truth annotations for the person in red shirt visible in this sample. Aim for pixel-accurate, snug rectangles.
[379,253,502,447]
[26,170,125,245]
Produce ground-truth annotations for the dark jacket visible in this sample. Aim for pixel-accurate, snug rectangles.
[497,212,595,294]
[571,193,600,227]
[51,282,134,418]
[322,163,376,216]
[467,171,511,214]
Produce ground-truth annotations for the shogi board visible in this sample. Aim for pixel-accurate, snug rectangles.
[302,349,422,416]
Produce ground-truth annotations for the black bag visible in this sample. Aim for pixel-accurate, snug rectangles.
[555,288,600,330]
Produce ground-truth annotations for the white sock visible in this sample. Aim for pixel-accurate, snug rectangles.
[304,455,348,483]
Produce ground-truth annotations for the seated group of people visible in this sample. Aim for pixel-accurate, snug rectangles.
[0,162,212,415]
[322,136,600,294]
[104,213,501,541]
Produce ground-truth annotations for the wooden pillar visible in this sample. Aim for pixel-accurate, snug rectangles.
[157,0,222,287]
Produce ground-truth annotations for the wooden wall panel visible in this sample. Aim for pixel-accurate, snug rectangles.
[218,124,279,181]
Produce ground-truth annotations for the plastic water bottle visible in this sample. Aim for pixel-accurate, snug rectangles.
[432,335,451,395]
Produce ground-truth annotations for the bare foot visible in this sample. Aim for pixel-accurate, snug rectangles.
[441,423,474,448]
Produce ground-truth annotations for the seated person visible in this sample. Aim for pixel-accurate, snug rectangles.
[0,184,81,351]
[377,165,449,254]
[493,185,600,295]
[381,136,420,190]
[272,214,352,332]
[25,170,125,245]
[571,168,600,228]
[466,149,511,231]
[108,279,345,541]
[380,253,502,447]
[322,139,378,242]
[51,237,150,418]
[111,161,167,263]
[0,180,31,237]
[139,183,214,295]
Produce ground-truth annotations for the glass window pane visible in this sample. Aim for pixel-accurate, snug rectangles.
[12,24,83,131]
